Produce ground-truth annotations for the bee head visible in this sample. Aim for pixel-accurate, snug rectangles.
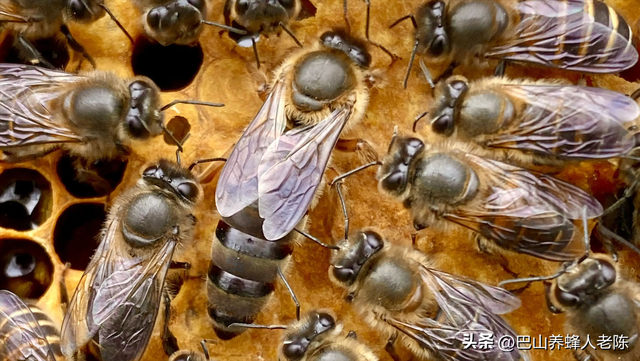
[415,0,450,57]
[281,311,336,361]
[320,30,371,68]
[377,136,425,197]
[431,76,469,136]
[146,0,206,46]
[331,230,384,286]
[67,0,106,23]
[234,0,299,30]
[142,159,201,204]
[555,258,617,308]
[125,79,163,140]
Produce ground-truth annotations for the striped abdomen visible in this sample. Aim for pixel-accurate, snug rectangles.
[0,303,62,361]
[207,203,295,339]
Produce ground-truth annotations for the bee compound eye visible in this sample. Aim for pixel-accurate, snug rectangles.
[429,35,447,56]
[147,7,164,28]
[177,182,199,199]
[598,260,617,287]
[283,342,305,360]
[126,116,151,139]
[317,312,335,329]
[68,0,90,19]
[279,0,296,9]
[332,265,354,283]
[555,289,580,307]
[363,231,383,251]
[432,114,453,135]
[143,166,158,176]
[187,0,205,9]
[449,80,467,91]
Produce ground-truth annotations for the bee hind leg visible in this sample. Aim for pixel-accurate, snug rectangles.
[475,236,518,278]
[385,334,401,361]
[60,24,96,69]
[335,138,379,164]
[161,292,180,356]
[15,34,55,69]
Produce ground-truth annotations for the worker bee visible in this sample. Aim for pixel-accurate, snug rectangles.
[391,0,638,87]
[0,290,63,361]
[0,0,132,68]
[132,0,247,46]
[209,29,371,338]
[0,64,222,190]
[60,159,202,361]
[278,310,378,361]
[420,75,640,166]
[373,135,603,261]
[541,254,640,361]
[329,229,527,361]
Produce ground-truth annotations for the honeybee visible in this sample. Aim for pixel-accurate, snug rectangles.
[60,159,202,361]
[372,135,603,262]
[543,254,640,361]
[0,63,222,167]
[0,0,132,68]
[209,29,372,338]
[133,0,247,46]
[329,229,527,361]
[391,0,639,87]
[223,0,309,67]
[0,290,63,361]
[420,75,640,166]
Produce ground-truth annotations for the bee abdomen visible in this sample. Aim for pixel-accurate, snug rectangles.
[478,215,575,261]
[207,219,293,339]
[0,305,62,360]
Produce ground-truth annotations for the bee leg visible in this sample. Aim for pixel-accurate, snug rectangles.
[543,281,562,314]
[385,334,401,361]
[572,348,592,361]
[335,138,379,163]
[170,261,191,270]
[60,24,97,69]
[475,236,518,278]
[343,0,351,33]
[433,62,457,85]
[251,37,260,69]
[161,292,180,356]
[362,0,400,65]
[630,88,640,100]
[277,267,300,321]
[594,223,640,260]
[15,34,55,69]
[59,262,71,314]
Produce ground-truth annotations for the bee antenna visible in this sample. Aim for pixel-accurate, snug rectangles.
[330,161,381,187]
[277,267,301,321]
[200,340,210,361]
[188,157,227,172]
[361,0,399,65]
[630,88,640,100]
[228,323,288,330]
[201,20,248,35]
[279,22,302,48]
[160,123,185,153]
[334,179,350,242]
[578,205,591,263]
[418,58,435,89]
[595,223,640,259]
[413,111,428,132]
[389,14,417,29]
[98,4,134,45]
[161,99,225,112]
[174,133,191,166]
[403,40,419,89]
[294,228,340,250]
[498,262,571,288]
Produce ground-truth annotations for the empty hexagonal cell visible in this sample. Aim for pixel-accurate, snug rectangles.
[0,168,53,231]
[57,153,128,198]
[53,203,106,271]
[0,238,54,299]
[131,36,203,91]
[164,116,191,147]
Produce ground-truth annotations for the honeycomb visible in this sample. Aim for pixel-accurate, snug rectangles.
[0,0,639,361]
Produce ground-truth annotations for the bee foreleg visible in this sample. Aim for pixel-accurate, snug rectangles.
[277,267,300,321]
[384,333,401,361]
[15,34,54,69]
[493,60,508,77]
[161,292,180,356]
[60,25,96,69]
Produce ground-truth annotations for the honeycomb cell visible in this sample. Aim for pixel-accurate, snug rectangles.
[164,116,192,146]
[53,203,106,271]
[0,238,54,299]
[0,34,70,70]
[0,168,53,231]
[131,37,203,91]
[56,153,128,198]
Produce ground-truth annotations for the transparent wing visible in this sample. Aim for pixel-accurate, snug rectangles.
[485,83,639,158]
[386,266,523,361]
[215,78,288,217]
[0,290,56,361]
[0,64,85,149]
[485,0,638,72]
[258,107,352,240]
[442,153,602,261]
[60,214,177,361]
